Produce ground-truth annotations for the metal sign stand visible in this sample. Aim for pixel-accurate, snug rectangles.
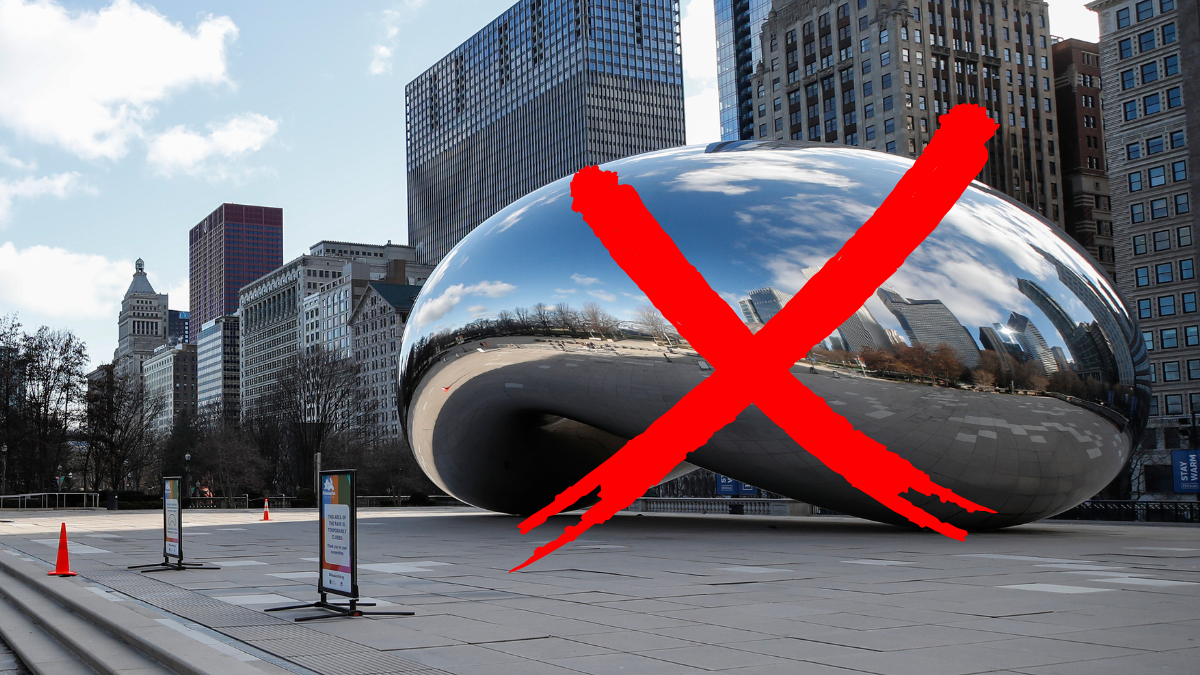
[267,469,413,622]
[129,476,220,573]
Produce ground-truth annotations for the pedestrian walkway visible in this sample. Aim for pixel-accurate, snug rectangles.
[0,508,1197,675]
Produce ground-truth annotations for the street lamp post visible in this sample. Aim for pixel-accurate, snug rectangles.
[1,444,6,495]
[184,453,191,499]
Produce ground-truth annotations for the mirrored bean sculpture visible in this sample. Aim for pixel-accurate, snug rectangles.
[398,142,1150,530]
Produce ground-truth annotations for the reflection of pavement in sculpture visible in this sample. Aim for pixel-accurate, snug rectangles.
[409,337,1127,529]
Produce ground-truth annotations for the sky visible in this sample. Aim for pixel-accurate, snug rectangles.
[0,0,1102,370]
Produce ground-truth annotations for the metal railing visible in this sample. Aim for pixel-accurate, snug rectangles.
[1052,500,1199,523]
[357,495,465,507]
[627,497,809,516]
[0,492,101,509]
[189,495,252,509]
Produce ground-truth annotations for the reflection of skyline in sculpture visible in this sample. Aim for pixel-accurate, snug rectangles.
[876,288,981,367]
[745,287,793,323]
[1018,277,1115,380]
[979,323,1027,363]
[799,266,894,354]
[1052,346,1071,372]
[1031,246,1140,386]
[738,299,762,324]
[1007,312,1059,375]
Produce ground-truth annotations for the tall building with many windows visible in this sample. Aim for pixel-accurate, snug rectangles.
[1052,38,1115,279]
[197,316,240,424]
[749,0,1062,224]
[240,241,431,416]
[405,0,686,265]
[1089,0,1197,491]
[189,204,283,336]
[716,0,773,140]
[143,343,198,436]
[114,259,169,379]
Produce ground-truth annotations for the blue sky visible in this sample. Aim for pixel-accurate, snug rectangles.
[0,0,1099,369]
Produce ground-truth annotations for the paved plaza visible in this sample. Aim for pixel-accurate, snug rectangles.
[0,507,1197,675]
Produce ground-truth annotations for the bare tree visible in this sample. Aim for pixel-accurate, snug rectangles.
[554,303,577,332]
[86,367,165,492]
[14,326,88,491]
[580,302,619,338]
[273,349,367,494]
[531,303,553,331]
[634,305,672,343]
[512,306,532,329]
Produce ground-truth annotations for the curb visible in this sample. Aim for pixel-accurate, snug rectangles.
[0,553,264,675]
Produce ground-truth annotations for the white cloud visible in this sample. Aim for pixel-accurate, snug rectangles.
[0,242,128,319]
[0,147,34,170]
[146,113,278,178]
[554,288,577,294]
[680,0,720,145]
[571,273,600,286]
[0,0,238,161]
[369,1,428,76]
[1051,0,1100,42]
[0,172,92,222]
[412,280,515,327]
[369,45,393,75]
[587,290,617,302]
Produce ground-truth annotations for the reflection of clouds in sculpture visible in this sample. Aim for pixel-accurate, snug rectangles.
[668,151,858,195]
[485,189,567,236]
[412,280,516,328]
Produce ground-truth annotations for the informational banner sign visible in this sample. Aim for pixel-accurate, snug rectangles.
[163,477,181,560]
[716,475,738,495]
[319,470,357,597]
[1173,449,1200,493]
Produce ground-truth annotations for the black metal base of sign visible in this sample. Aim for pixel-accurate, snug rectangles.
[266,592,415,622]
[129,558,221,573]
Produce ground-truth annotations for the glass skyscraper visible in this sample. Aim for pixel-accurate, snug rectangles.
[405,0,686,265]
[189,204,283,339]
[715,0,772,140]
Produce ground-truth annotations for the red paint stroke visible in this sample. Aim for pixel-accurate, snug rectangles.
[512,105,1000,572]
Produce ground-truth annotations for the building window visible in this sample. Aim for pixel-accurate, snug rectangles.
[1148,137,1165,155]
[1164,361,1182,381]
[866,125,875,140]
[1173,161,1187,181]
[1181,259,1194,280]
[1164,329,1180,348]
[883,95,893,110]
[1166,394,1185,415]
[885,140,896,153]
[1184,292,1198,313]
[1179,226,1193,246]
[1152,198,1170,219]
[1135,234,1148,254]
[1137,0,1154,21]
[1165,54,1179,76]
[1149,166,1166,187]
[1132,203,1146,223]
[1172,130,1186,148]
[884,117,895,134]
[1157,262,1174,282]
[1130,172,1144,192]
[1121,70,1136,90]
[1139,298,1153,319]
[1162,0,1176,12]
[1139,30,1156,53]
[1189,360,1200,380]
[1119,39,1133,59]
[1144,93,1161,114]
[1176,194,1190,214]
[864,102,874,118]
[1145,331,1155,351]
[1137,266,1151,286]
[1168,87,1183,108]
[1164,23,1177,44]
[1187,326,1200,346]
[1125,101,1138,120]
[1160,295,1176,315]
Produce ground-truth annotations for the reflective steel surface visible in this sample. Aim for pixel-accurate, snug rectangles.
[398,142,1150,530]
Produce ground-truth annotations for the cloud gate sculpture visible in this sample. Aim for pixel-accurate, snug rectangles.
[398,142,1149,531]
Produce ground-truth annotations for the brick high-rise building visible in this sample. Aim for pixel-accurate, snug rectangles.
[189,204,283,338]
[750,0,1062,224]
[405,0,687,265]
[1089,0,1198,495]
[1052,38,1115,279]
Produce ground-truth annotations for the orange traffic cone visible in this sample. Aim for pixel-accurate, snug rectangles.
[261,499,270,521]
[48,523,77,577]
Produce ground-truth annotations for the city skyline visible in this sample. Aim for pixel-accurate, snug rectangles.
[0,0,1105,369]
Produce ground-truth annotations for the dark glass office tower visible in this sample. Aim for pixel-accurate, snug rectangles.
[715,0,772,140]
[188,203,283,338]
[405,0,686,265]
